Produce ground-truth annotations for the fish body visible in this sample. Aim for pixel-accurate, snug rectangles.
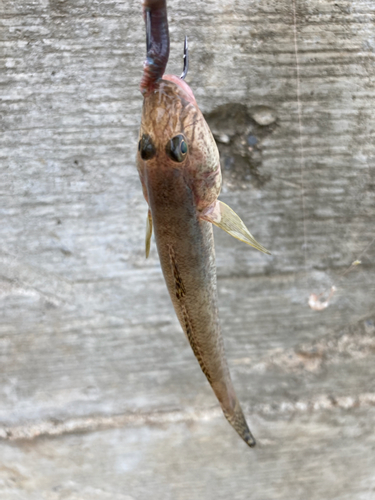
[136,1,270,447]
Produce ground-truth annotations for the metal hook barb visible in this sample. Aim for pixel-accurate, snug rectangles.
[180,36,189,79]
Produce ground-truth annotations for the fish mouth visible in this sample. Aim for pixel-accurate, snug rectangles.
[162,74,197,106]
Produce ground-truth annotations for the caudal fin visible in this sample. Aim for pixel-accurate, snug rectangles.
[223,402,256,448]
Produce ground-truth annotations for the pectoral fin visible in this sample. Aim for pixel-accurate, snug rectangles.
[201,201,271,255]
[145,209,153,258]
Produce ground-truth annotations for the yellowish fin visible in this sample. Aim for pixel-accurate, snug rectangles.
[145,209,153,258]
[201,201,271,255]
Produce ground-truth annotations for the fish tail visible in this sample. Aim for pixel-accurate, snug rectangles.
[222,401,256,448]
[212,379,256,447]
[140,0,170,94]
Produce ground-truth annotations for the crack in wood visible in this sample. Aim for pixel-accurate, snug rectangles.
[1,393,374,441]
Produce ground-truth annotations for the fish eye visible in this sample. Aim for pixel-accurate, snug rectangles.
[139,134,156,160]
[166,134,188,163]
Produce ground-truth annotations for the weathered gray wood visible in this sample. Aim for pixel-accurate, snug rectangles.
[1,408,375,500]
[1,0,374,498]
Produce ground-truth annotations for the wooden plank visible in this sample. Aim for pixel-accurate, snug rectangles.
[0,0,374,497]
[1,408,375,499]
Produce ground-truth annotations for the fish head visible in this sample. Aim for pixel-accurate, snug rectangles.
[136,77,222,212]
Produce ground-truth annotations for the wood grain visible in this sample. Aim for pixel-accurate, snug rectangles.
[0,0,374,498]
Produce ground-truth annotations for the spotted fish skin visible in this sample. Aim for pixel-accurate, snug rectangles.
[136,79,256,447]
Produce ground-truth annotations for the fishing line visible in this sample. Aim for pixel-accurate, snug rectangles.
[336,236,375,282]
[308,236,375,311]
[290,0,371,311]
[291,0,308,287]
[291,1,375,311]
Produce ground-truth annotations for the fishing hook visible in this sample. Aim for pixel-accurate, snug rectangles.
[180,36,189,79]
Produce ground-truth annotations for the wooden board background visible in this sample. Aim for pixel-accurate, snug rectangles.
[1,0,374,498]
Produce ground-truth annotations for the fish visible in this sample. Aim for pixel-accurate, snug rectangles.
[136,0,270,448]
